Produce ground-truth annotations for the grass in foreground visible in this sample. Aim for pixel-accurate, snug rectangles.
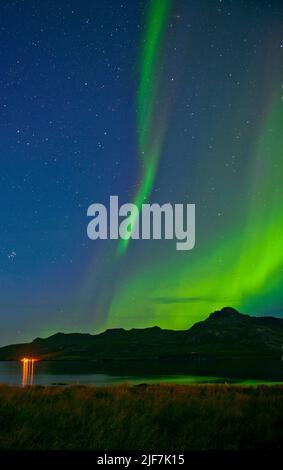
[0,383,283,450]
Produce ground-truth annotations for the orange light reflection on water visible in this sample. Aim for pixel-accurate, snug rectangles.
[21,358,37,386]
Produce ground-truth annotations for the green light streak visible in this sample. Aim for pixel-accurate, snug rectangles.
[110,96,283,328]
[137,0,171,154]
[117,0,172,255]
[118,142,160,255]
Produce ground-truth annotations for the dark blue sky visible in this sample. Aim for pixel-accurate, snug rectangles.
[1,0,144,343]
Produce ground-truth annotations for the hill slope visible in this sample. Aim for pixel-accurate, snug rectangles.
[1,307,283,361]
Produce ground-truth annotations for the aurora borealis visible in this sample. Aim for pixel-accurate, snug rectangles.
[118,0,171,254]
[1,0,283,346]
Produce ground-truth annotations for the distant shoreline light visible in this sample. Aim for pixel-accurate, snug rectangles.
[87,196,196,251]
[21,357,38,362]
[21,358,38,386]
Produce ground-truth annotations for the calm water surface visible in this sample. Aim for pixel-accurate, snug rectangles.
[1,359,283,386]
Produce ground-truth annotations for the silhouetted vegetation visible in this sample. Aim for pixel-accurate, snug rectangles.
[0,384,283,449]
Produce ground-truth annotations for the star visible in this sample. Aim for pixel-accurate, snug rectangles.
[7,251,17,260]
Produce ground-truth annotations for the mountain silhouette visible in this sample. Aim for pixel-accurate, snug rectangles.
[1,307,283,361]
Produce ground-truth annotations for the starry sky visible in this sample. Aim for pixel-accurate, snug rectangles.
[1,0,283,346]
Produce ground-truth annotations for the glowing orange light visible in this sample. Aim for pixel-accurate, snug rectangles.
[20,358,38,386]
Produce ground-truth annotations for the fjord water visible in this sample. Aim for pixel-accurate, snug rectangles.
[1,359,283,386]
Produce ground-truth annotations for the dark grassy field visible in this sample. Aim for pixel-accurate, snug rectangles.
[0,384,283,450]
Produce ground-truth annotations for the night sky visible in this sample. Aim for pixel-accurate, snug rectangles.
[1,0,283,346]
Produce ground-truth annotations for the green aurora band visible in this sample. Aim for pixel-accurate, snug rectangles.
[118,0,172,254]
[75,0,172,334]
[78,1,283,334]
[108,95,283,329]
